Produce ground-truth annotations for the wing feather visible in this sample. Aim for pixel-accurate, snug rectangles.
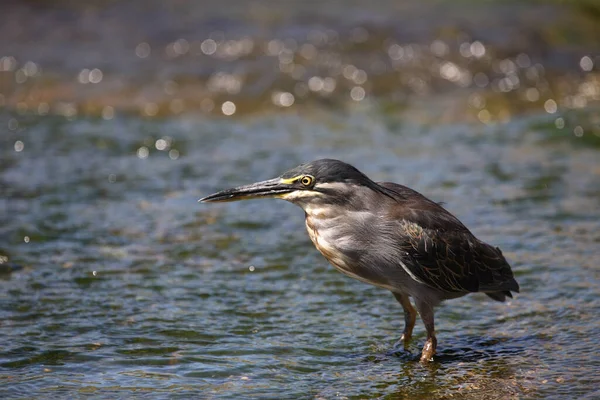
[401,227,519,293]
[378,182,520,294]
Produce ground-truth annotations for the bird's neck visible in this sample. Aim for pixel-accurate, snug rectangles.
[302,203,338,220]
[303,206,349,268]
[302,202,367,252]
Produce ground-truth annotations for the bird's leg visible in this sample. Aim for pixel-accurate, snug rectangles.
[415,299,437,362]
[393,292,417,348]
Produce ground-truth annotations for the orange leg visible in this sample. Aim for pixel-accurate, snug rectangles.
[415,298,437,362]
[393,292,417,348]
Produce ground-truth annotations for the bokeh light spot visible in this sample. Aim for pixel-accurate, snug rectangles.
[580,56,593,72]
[169,149,180,160]
[350,86,365,101]
[135,42,151,58]
[201,39,217,55]
[272,91,295,107]
[222,101,236,115]
[137,146,149,159]
[544,99,557,114]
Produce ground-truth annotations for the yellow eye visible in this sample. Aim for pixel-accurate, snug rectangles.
[300,176,314,186]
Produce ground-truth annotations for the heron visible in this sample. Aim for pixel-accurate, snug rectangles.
[200,159,519,362]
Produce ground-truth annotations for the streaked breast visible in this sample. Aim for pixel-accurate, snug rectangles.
[304,215,398,291]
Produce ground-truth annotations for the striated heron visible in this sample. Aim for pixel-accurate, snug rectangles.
[200,159,519,362]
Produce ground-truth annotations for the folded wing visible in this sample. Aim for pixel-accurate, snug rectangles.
[378,182,520,295]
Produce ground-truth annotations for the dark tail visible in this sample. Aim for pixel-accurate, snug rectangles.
[485,291,513,302]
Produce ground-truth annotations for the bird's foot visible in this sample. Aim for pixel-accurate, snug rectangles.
[400,332,412,347]
[393,332,412,350]
[419,337,437,363]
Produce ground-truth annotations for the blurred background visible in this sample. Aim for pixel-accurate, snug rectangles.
[1,0,599,398]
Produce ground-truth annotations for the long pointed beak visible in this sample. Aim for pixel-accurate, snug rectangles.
[199,178,294,203]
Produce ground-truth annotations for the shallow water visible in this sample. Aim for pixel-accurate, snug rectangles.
[2,108,599,398]
[2,1,600,399]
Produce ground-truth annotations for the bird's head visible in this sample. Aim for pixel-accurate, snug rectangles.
[200,159,381,209]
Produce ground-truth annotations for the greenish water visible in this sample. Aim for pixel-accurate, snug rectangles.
[1,1,600,399]
[2,110,599,398]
